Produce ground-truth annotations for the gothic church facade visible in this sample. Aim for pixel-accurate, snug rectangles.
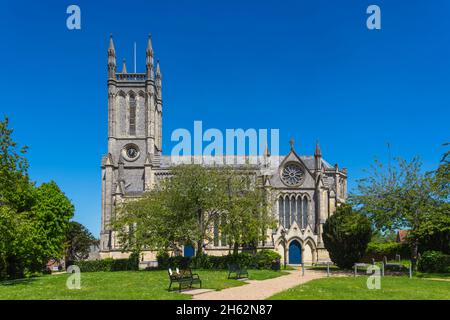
[100,35,348,264]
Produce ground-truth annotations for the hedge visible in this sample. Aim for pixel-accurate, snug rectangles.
[418,251,450,273]
[361,241,410,262]
[74,252,139,272]
[157,250,281,270]
[71,250,282,272]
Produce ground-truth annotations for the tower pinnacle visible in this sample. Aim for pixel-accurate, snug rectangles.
[146,33,154,80]
[314,140,322,171]
[156,60,162,97]
[315,140,322,157]
[107,33,116,79]
[122,59,127,74]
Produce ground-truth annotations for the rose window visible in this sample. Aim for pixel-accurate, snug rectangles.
[281,163,304,186]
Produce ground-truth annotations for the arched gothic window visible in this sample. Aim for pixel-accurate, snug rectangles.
[278,195,310,229]
[129,94,136,135]
[302,198,308,229]
[296,197,302,226]
[284,196,289,229]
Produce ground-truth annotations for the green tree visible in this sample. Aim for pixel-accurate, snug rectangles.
[113,164,274,256]
[0,117,36,278]
[114,165,227,256]
[0,117,74,279]
[422,145,450,254]
[414,202,450,254]
[0,117,34,212]
[322,204,372,269]
[351,156,444,267]
[31,182,75,261]
[220,167,275,254]
[433,142,450,198]
[65,221,98,264]
[163,165,227,255]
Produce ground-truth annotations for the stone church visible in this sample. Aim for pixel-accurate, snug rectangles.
[100,35,348,265]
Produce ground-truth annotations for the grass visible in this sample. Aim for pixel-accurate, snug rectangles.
[268,275,450,300]
[0,269,287,300]
[308,260,412,273]
[307,265,341,272]
[415,272,450,280]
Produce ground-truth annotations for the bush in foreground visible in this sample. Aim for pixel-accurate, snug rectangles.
[323,204,372,269]
[418,250,450,273]
[157,250,281,270]
[362,241,410,262]
[75,253,139,272]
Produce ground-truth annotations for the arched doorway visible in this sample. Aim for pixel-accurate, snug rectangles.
[288,240,302,264]
[183,244,195,257]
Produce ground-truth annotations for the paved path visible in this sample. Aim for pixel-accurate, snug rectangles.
[192,269,327,300]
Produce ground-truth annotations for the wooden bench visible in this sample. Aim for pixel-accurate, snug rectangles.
[227,263,248,279]
[168,268,202,292]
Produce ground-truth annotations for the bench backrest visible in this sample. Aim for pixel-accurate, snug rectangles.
[180,268,193,276]
[228,263,241,271]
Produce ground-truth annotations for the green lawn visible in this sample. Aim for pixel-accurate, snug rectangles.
[268,275,450,300]
[0,269,286,300]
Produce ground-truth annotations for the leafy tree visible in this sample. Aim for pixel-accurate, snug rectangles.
[113,164,274,256]
[433,142,450,198]
[419,144,450,254]
[219,167,275,254]
[415,202,450,254]
[0,117,74,279]
[0,117,34,212]
[0,206,19,278]
[30,182,75,261]
[322,204,372,269]
[351,156,446,267]
[114,165,227,256]
[65,221,98,264]
[371,229,397,243]
[162,165,227,255]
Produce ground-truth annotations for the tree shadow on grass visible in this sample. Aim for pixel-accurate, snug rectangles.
[0,277,38,286]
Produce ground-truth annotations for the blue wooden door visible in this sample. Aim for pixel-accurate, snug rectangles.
[184,245,195,257]
[288,240,302,264]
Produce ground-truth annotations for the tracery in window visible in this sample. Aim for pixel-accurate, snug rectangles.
[129,94,136,135]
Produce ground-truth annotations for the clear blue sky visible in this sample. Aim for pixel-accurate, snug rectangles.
[1,0,449,237]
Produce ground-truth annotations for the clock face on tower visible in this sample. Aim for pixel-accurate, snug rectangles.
[127,147,138,159]
[122,144,140,161]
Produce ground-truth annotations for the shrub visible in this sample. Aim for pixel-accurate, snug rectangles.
[254,250,281,269]
[155,250,280,270]
[191,253,212,269]
[75,254,139,272]
[362,241,410,262]
[156,251,170,269]
[323,204,372,269]
[76,259,113,272]
[418,250,450,273]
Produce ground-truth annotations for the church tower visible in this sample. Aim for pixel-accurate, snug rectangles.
[100,34,163,252]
